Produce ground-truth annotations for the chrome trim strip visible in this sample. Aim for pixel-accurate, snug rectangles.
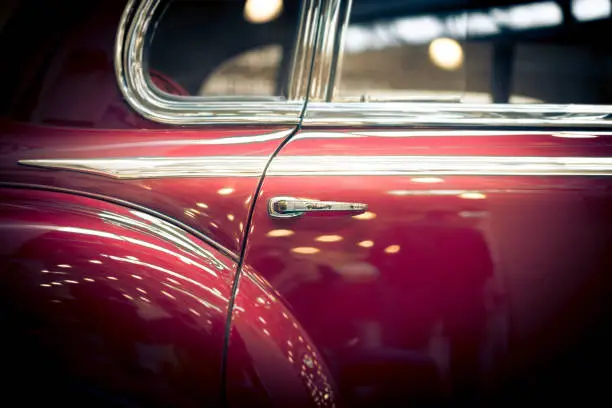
[303,102,612,128]
[19,157,269,179]
[291,130,612,139]
[288,0,322,100]
[115,0,319,125]
[20,155,612,179]
[327,0,353,101]
[266,155,612,176]
[308,0,342,101]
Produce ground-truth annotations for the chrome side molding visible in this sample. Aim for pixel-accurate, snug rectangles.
[267,155,612,177]
[19,155,612,179]
[269,196,367,218]
[18,157,268,179]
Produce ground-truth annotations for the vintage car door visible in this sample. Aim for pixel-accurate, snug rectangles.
[0,0,336,406]
[239,0,612,407]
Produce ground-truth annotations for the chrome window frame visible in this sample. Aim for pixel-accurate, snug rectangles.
[304,0,612,128]
[115,0,322,126]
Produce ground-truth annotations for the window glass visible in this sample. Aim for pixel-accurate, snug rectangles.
[148,0,301,98]
[336,0,612,104]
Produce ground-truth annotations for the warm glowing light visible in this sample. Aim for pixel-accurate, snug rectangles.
[244,0,283,24]
[291,247,320,254]
[131,274,143,280]
[411,177,444,183]
[458,192,487,200]
[40,283,51,288]
[84,277,95,282]
[126,255,139,261]
[123,293,134,300]
[388,190,411,196]
[315,234,343,243]
[89,260,102,264]
[357,240,374,248]
[217,187,235,195]
[239,222,244,232]
[107,276,118,281]
[57,264,71,268]
[429,37,463,71]
[161,290,176,300]
[227,213,235,221]
[267,229,295,237]
[353,211,376,220]
[64,280,78,284]
[196,202,209,208]
[552,132,598,139]
[384,245,401,254]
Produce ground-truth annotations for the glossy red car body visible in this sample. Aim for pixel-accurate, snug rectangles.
[1,0,611,407]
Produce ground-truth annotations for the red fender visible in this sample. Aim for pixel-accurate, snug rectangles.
[0,187,340,407]
[0,187,235,407]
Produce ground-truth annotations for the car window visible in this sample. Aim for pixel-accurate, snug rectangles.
[335,0,612,104]
[147,0,301,98]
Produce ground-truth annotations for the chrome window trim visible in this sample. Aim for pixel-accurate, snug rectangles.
[307,0,342,101]
[305,0,612,128]
[115,0,321,125]
[303,101,612,128]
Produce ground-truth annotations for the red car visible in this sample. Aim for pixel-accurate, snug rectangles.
[1,0,611,406]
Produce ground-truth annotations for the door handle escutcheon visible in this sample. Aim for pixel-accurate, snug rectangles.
[268,196,367,218]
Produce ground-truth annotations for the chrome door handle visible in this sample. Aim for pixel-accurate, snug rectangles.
[268,196,367,218]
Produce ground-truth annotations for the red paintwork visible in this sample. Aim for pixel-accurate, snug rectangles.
[226,264,338,408]
[0,118,291,255]
[1,0,611,406]
[244,129,612,406]
[0,187,235,406]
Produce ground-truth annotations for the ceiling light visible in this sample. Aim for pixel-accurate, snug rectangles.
[429,37,463,71]
[244,0,283,24]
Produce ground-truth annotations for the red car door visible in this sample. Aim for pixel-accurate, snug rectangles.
[236,0,612,407]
